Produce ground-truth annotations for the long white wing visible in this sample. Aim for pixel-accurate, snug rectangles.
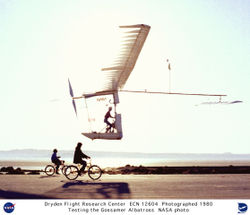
[98,24,150,92]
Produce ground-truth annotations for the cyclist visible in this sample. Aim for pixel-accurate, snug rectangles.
[51,149,62,174]
[73,142,91,175]
[104,106,115,133]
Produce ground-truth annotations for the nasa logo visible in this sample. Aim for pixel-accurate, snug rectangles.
[3,202,15,213]
[238,203,248,214]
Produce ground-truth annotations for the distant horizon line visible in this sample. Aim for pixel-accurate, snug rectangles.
[0,149,249,155]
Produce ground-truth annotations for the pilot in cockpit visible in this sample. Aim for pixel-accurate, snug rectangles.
[104,106,115,133]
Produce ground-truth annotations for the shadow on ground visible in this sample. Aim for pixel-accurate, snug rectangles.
[59,181,131,199]
[0,189,52,199]
[39,175,60,179]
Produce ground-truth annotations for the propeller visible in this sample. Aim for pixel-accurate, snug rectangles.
[68,78,77,116]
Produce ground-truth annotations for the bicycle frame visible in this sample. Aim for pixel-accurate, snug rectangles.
[65,159,102,180]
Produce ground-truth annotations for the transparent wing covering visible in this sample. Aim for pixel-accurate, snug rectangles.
[99,24,150,92]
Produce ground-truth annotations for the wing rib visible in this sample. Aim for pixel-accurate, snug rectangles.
[100,24,150,91]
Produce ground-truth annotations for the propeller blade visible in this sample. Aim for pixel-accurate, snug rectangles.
[68,78,74,97]
[68,78,77,116]
[72,100,77,116]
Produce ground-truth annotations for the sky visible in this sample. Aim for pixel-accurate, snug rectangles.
[0,0,250,154]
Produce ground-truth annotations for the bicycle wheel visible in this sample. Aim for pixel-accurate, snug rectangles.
[88,165,102,180]
[65,165,79,180]
[45,165,55,176]
[61,165,67,175]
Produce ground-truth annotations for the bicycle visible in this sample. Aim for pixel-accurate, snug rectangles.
[44,160,67,176]
[64,159,102,180]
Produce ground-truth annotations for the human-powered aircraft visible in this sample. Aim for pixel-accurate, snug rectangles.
[68,24,242,140]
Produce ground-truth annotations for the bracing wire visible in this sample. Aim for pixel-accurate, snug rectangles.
[84,98,93,132]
